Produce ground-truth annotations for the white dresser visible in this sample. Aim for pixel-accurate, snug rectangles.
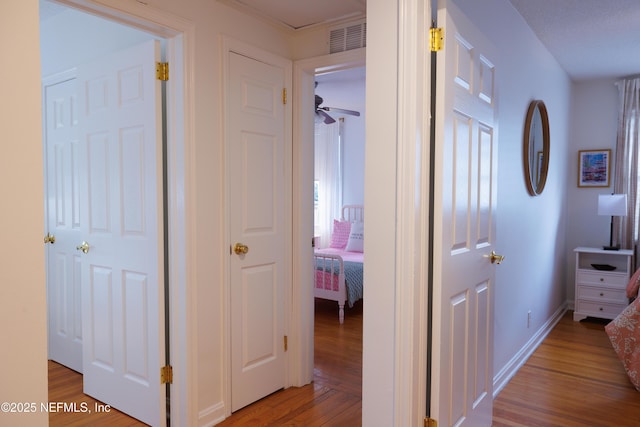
[573,247,633,322]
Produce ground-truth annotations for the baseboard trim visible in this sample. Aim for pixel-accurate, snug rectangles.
[198,402,225,427]
[492,303,567,398]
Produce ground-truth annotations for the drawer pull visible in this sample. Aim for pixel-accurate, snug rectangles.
[600,292,604,297]
[599,307,604,311]
[600,277,604,282]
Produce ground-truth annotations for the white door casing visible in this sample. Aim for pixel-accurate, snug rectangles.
[44,72,83,374]
[432,2,498,426]
[78,39,165,426]
[228,51,290,412]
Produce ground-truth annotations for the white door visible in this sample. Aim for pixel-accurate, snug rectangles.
[431,2,499,426]
[78,39,165,426]
[228,51,289,412]
[44,74,83,374]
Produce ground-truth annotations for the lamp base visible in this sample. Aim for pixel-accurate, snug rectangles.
[603,245,620,251]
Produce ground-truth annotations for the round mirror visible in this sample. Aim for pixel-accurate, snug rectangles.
[523,100,550,196]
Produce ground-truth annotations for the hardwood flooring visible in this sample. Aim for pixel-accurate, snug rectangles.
[215,298,363,426]
[493,312,640,427]
[48,360,146,426]
[48,306,640,426]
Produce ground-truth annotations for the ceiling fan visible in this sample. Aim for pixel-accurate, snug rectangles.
[315,93,360,124]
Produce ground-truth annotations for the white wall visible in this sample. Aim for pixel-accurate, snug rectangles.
[566,79,619,302]
[0,1,49,426]
[315,69,366,205]
[40,8,154,77]
[452,0,572,389]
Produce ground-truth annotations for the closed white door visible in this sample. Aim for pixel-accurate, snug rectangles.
[78,39,165,426]
[431,2,499,426]
[44,74,83,374]
[228,51,289,412]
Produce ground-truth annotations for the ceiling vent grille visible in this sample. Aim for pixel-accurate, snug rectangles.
[329,21,366,54]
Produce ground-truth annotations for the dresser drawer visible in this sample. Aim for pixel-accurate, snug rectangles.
[575,300,627,319]
[576,270,627,287]
[576,285,627,304]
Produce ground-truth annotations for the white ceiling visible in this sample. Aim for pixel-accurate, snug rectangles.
[508,0,640,81]
[222,0,640,82]
[220,0,365,30]
[41,0,640,81]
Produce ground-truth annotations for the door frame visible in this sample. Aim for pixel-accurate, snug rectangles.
[43,1,196,425]
[358,0,432,424]
[291,48,366,386]
[221,36,293,415]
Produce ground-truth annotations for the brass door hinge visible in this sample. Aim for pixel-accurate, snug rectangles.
[429,27,444,52]
[156,62,169,81]
[424,417,437,427]
[284,335,288,352]
[282,88,287,105]
[161,365,173,384]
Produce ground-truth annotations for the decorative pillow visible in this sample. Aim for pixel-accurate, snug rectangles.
[345,221,364,252]
[329,220,351,249]
[605,299,640,391]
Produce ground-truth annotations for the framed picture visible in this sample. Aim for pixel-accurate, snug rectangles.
[578,149,611,187]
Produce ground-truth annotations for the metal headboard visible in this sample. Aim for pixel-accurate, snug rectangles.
[341,205,364,222]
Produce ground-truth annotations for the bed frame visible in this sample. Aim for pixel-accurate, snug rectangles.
[313,205,363,323]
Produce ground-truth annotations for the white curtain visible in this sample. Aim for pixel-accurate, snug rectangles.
[314,120,342,248]
[613,77,640,265]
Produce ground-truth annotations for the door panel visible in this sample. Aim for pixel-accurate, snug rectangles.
[45,76,83,373]
[229,51,287,412]
[78,39,165,426]
[432,2,498,426]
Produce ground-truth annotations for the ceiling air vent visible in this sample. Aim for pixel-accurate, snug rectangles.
[329,21,366,54]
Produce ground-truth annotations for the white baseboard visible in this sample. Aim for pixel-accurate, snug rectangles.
[198,402,225,427]
[492,303,567,397]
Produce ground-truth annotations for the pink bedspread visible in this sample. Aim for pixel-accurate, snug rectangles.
[606,297,640,391]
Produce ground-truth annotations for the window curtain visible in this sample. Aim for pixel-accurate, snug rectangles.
[314,120,342,249]
[613,76,640,266]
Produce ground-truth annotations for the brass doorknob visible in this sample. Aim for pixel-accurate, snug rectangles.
[44,233,56,244]
[233,243,249,255]
[76,241,90,254]
[489,250,504,264]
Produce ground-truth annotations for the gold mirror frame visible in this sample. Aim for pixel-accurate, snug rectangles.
[523,100,550,196]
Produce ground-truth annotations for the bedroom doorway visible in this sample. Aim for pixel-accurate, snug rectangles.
[313,65,365,319]
[290,48,365,388]
[41,1,191,424]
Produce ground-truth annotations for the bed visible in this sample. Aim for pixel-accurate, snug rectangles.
[605,267,640,390]
[314,205,364,323]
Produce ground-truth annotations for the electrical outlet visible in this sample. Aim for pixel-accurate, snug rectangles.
[527,310,532,328]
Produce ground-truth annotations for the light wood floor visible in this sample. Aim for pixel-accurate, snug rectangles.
[493,312,640,427]
[49,306,640,426]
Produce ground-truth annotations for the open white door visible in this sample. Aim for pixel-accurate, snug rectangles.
[431,2,499,426]
[44,73,84,374]
[228,51,289,412]
[78,39,165,426]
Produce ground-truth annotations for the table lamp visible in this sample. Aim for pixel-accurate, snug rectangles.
[597,194,627,250]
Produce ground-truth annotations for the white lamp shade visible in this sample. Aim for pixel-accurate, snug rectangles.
[598,194,628,216]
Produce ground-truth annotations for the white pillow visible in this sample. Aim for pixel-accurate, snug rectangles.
[345,222,364,252]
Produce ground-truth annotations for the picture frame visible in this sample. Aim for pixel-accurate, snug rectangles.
[578,149,611,188]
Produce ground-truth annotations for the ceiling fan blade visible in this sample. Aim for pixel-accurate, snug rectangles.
[317,109,336,124]
[320,106,361,117]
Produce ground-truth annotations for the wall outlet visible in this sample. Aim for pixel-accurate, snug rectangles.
[527,310,532,328]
